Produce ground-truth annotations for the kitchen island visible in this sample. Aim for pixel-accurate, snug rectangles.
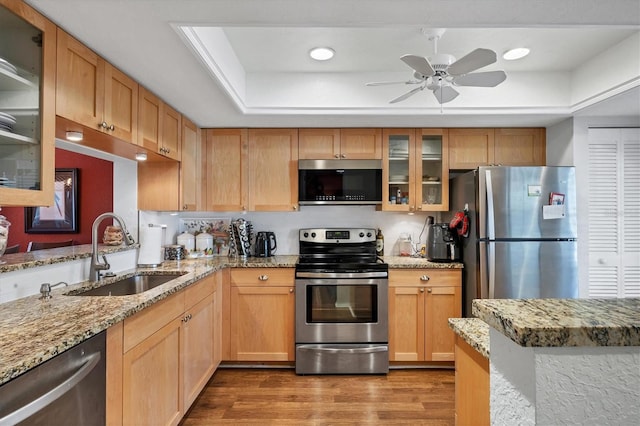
[468,298,640,426]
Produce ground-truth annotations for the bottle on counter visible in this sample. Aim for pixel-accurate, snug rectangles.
[376,229,384,256]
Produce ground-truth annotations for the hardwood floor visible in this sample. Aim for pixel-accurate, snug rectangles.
[180,368,455,425]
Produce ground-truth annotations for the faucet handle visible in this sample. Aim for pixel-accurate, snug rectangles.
[101,255,110,269]
[123,231,135,245]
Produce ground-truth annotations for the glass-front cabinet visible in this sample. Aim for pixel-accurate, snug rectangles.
[0,1,55,207]
[382,129,449,212]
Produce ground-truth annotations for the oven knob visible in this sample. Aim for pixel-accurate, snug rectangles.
[303,232,309,238]
[359,232,365,238]
[366,232,372,238]
[311,232,316,238]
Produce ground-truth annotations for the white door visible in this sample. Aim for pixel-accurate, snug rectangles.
[587,128,640,297]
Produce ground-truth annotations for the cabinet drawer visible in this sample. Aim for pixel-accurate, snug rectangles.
[123,291,185,352]
[230,268,295,286]
[389,269,461,287]
[184,274,214,309]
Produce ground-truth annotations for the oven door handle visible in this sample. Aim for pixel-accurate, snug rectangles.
[296,345,388,354]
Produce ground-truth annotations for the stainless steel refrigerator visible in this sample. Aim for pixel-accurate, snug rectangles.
[449,166,578,316]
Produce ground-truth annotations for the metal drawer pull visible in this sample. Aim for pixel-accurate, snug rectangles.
[297,345,387,354]
[420,275,430,281]
[0,352,100,425]
[258,275,269,281]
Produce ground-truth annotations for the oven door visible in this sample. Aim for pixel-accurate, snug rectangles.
[295,276,388,344]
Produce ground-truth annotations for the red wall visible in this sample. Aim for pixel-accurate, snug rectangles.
[1,148,113,252]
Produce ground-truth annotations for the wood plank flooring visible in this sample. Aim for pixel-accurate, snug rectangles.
[180,368,455,425]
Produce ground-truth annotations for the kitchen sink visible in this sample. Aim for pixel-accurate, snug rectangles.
[70,273,185,296]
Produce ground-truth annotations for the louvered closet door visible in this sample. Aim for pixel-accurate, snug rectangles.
[587,128,640,298]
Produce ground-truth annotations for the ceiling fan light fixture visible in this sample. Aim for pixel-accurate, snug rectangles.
[309,47,334,61]
[503,47,530,61]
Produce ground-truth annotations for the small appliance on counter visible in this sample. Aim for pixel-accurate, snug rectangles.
[137,224,166,267]
[229,218,253,258]
[254,231,277,257]
[425,223,461,262]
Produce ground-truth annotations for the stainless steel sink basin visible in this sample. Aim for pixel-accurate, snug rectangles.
[71,273,184,296]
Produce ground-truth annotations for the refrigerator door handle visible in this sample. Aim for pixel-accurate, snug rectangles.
[485,169,496,240]
[487,242,496,298]
[478,242,489,299]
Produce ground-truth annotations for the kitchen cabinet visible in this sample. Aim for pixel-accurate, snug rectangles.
[0,1,55,207]
[388,269,462,362]
[382,128,449,212]
[138,86,181,161]
[56,29,138,144]
[204,128,247,211]
[298,128,382,159]
[179,117,202,211]
[449,128,545,169]
[247,129,299,211]
[137,159,180,210]
[455,335,490,426]
[229,268,295,361]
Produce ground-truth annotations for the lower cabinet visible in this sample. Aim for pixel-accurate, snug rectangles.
[454,335,490,426]
[388,269,462,362]
[228,268,295,361]
[107,271,221,426]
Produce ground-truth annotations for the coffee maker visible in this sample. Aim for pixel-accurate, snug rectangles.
[254,231,277,257]
[425,223,461,262]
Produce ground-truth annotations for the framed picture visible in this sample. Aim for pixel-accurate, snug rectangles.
[25,168,79,233]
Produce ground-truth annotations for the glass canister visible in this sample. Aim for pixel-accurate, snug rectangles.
[177,231,195,254]
[196,232,214,256]
[0,215,11,262]
[398,233,412,257]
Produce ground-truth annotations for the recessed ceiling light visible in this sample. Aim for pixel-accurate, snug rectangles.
[65,131,83,142]
[135,152,148,161]
[503,47,530,61]
[309,47,335,61]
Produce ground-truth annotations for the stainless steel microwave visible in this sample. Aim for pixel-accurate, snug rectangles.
[298,159,382,205]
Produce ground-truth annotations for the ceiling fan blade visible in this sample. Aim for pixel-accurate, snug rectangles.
[433,85,459,104]
[400,54,435,77]
[365,80,422,86]
[389,86,424,104]
[447,48,497,75]
[453,71,507,87]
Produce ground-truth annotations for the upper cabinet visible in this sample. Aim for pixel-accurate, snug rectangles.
[382,128,449,212]
[138,86,181,161]
[299,128,382,159]
[0,1,55,207]
[56,29,138,144]
[449,128,546,169]
[179,117,202,211]
[204,128,247,212]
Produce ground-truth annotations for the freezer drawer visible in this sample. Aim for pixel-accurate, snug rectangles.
[480,240,578,299]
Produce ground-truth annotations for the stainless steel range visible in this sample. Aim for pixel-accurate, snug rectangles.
[295,228,389,375]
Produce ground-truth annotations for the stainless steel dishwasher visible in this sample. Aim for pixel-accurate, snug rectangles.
[0,331,106,426]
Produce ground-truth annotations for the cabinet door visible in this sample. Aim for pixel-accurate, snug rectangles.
[455,336,490,426]
[137,160,180,211]
[182,293,215,410]
[298,128,340,159]
[230,286,294,361]
[138,86,162,153]
[340,128,382,159]
[56,28,104,129]
[179,117,200,211]
[104,63,138,144]
[162,104,181,161]
[205,129,247,211]
[425,285,462,361]
[247,129,299,211]
[494,128,546,166]
[416,128,449,212]
[212,271,223,369]
[449,129,495,170]
[382,128,417,212]
[388,285,424,361]
[123,317,183,426]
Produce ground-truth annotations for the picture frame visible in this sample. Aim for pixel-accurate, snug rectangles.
[25,168,79,233]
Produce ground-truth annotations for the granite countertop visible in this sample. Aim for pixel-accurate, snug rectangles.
[383,256,463,269]
[448,318,490,359]
[473,298,640,348]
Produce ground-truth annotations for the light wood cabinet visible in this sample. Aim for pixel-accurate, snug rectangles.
[162,103,181,161]
[388,269,462,362]
[137,159,180,211]
[449,128,495,170]
[56,29,138,144]
[299,128,382,159]
[247,129,299,211]
[229,268,295,361]
[455,335,490,426]
[382,128,449,212]
[179,117,202,211]
[204,128,247,211]
[0,1,55,207]
[138,86,181,160]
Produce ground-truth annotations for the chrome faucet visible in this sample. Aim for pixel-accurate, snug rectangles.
[90,212,135,281]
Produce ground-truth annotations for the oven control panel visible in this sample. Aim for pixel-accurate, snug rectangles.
[299,228,376,243]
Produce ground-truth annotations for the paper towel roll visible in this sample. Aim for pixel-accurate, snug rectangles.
[137,225,165,267]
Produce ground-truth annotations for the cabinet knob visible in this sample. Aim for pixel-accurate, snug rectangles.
[99,121,108,129]
[258,275,269,281]
[289,288,294,293]
[340,154,346,158]
[293,205,298,210]
[334,154,340,158]
[420,288,425,293]
[420,275,430,282]
[417,205,422,210]
[427,288,432,293]
[108,124,115,131]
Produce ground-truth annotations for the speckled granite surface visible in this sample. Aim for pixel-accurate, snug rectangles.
[383,256,463,269]
[448,318,490,359]
[473,298,640,348]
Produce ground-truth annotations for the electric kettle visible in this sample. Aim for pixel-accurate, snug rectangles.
[254,231,277,257]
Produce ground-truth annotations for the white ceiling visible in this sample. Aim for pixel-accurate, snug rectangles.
[25,0,640,128]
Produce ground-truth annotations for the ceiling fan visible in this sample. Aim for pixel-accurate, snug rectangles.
[366,29,507,104]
